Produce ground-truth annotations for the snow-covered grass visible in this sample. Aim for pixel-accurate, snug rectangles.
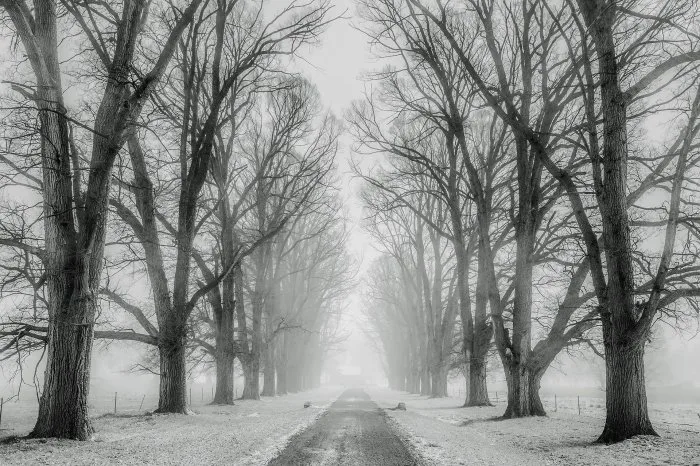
[0,385,344,465]
[367,386,700,466]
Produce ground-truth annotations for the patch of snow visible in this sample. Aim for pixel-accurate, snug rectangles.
[367,386,700,466]
[0,386,344,465]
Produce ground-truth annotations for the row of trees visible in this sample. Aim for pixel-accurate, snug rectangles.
[355,0,700,443]
[0,0,351,440]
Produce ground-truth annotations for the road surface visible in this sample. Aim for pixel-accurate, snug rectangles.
[268,388,419,465]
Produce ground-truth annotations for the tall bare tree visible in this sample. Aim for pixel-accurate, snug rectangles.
[0,0,201,439]
[410,0,700,441]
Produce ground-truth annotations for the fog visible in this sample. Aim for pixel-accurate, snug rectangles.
[1,0,699,464]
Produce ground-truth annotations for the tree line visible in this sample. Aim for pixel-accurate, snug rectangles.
[0,0,351,440]
[353,0,700,444]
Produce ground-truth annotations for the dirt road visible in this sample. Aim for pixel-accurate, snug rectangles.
[268,388,418,465]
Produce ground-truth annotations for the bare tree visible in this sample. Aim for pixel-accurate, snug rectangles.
[410,0,700,441]
[0,0,201,439]
[104,2,335,412]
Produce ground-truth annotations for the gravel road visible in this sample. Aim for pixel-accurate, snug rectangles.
[268,388,418,465]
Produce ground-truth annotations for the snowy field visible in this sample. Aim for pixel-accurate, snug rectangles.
[1,385,699,465]
[368,386,700,466]
[0,386,344,465]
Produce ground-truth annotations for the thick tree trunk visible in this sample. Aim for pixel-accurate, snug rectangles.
[30,303,95,440]
[467,250,493,407]
[503,362,546,418]
[597,341,656,443]
[430,365,448,398]
[241,357,259,400]
[466,356,491,407]
[156,336,188,413]
[502,175,539,417]
[528,367,546,416]
[420,342,431,396]
[420,365,431,396]
[261,339,276,396]
[213,346,235,404]
[213,274,235,404]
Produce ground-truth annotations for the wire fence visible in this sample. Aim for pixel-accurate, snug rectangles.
[448,387,700,429]
[0,383,247,435]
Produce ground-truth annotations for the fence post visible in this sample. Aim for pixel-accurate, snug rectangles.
[139,394,146,411]
[201,386,204,402]
[189,387,192,406]
[578,396,581,415]
[114,392,117,414]
[495,391,498,403]
[555,394,557,412]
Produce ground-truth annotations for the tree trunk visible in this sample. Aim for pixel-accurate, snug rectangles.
[467,249,493,407]
[213,271,235,404]
[420,342,431,396]
[430,365,448,398]
[407,363,419,394]
[30,302,95,440]
[241,356,259,400]
[261,338,276,396]
[277,334,288,395]
[156,335,188,413]
[502,176,539,417]
[528,368,546,416]
[466,356,491,407]
[503,361,546,418]
[420,364,431,396]
[597,341,656,443]
[213,345,235,404]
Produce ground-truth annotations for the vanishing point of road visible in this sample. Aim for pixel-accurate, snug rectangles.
[268,388,419,465]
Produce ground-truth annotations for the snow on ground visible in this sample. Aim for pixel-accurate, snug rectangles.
[0,386,344,465]
[367,386,700,466]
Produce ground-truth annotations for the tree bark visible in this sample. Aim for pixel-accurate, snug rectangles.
[528,367,546,417]
[597,340,656,443]
[420,340,431,396]
[466,247,493,407]
[430,365,448,398]
[30,299,95,439]
[156,334,188,413]
[261,337,276,396]
[213,343,235,404]
[241,356,259,400]
[277,333,288,395]
[467,357,491,407]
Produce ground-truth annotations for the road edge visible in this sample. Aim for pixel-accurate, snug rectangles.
[380,408,436,466]
[262,397,335,465]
